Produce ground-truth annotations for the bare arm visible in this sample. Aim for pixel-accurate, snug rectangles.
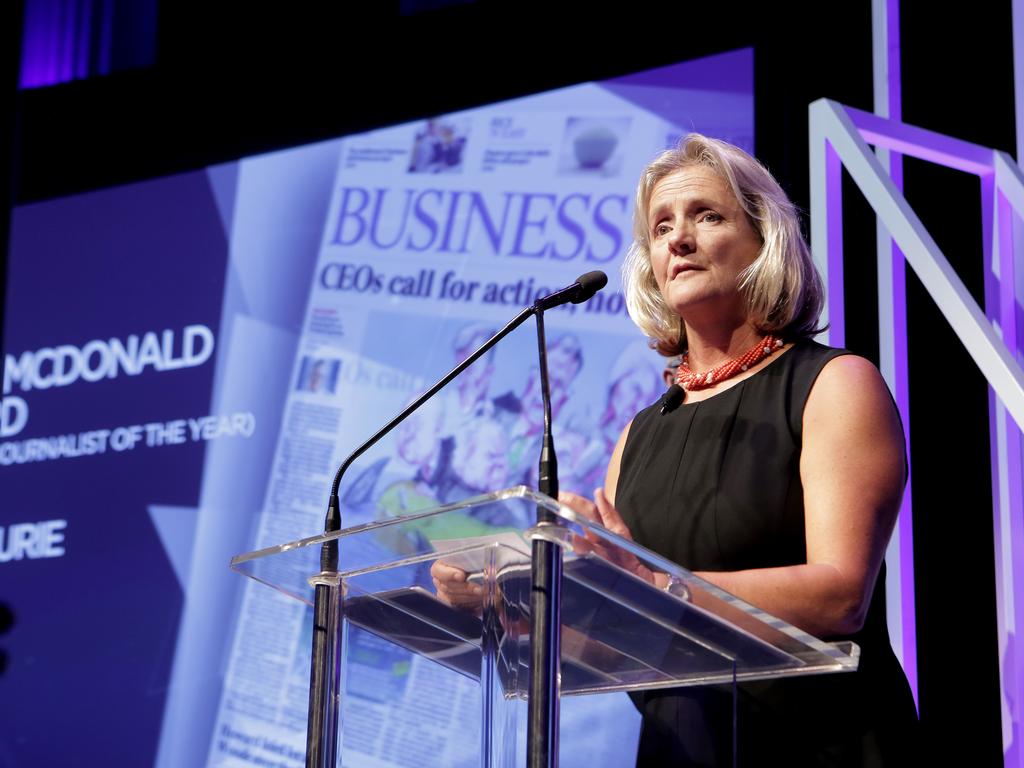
[693,355,906,637]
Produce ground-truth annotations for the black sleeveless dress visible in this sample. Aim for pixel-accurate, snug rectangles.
[614,339,918,767]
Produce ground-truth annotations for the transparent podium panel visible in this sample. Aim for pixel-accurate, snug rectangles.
[231,486,859,766]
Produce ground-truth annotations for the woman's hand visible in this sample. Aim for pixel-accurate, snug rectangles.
[430,560,483,611]
[559,489,662,587]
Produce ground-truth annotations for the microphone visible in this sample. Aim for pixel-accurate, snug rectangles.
[307,268,609,765]
[533,271,608,311]
[660,384,685,415]
[307,302,538,765]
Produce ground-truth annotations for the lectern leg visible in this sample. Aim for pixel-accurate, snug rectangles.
[527,537,562,768]
[480,547,517,768]
[306,576,345,768]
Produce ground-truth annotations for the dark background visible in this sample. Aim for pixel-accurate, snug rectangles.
[2,0,1016,763]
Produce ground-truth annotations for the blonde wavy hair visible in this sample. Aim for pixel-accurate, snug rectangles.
[622,134,824,356]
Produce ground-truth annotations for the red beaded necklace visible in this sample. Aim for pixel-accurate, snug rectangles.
[676,334,784,391]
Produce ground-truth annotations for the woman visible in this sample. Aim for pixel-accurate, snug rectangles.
[436,134,918,765]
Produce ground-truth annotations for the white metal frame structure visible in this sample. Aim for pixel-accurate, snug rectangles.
[809,96,1024,763]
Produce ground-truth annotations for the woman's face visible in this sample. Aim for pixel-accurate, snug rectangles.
[647,166,762,324]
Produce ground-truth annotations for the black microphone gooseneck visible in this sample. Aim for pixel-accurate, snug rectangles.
[305,271,607,768]
[535,310,558,508]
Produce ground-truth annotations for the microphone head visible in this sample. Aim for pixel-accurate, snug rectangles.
[659,383,685,415]
[572,271,608,303]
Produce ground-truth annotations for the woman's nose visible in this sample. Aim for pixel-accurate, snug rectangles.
[668,223,694,254]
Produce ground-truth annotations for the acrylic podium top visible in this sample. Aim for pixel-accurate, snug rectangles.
[231,486,858,696]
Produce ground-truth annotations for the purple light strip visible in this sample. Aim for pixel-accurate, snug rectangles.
[997,186,1024,768]
[826,141,845,347]
[981,180,1000,535]
[873,0,917,702]
[1008,4,1024,757]
[998,189,1020,404]
[984,177,1019,766]
[1015,0,1024,168]
[19,0,57,88]
[884,0,902,121]
[991,150,1024,765]
[885,195,918,709]
[887,229,917,706]
[19,0,100,88]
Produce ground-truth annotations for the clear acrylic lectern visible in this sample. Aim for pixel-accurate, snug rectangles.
[230,487,859,766]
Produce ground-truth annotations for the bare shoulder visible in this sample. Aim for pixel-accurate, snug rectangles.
[803,353,904,475]
[805,354,898,424]
[816,353,887,386]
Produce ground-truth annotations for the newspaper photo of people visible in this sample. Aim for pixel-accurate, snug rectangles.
[407,118,471,174]
[340,319,665,553]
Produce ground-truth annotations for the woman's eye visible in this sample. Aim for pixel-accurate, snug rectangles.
[700,212,722,223]
[654,223,671,236]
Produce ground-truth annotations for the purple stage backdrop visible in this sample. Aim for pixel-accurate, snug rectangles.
[0,49,753,768]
